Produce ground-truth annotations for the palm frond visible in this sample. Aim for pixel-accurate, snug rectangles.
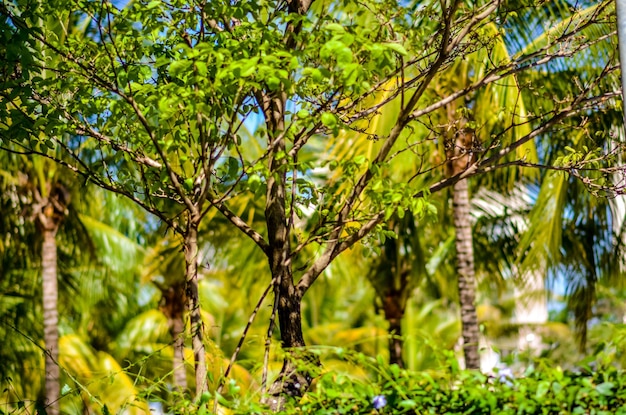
[517,172,568,278]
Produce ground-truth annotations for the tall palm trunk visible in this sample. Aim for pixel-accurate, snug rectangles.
[36,184,70,415]
[446,115,481,370]
[451,177,480,369]
[42,223,60,415]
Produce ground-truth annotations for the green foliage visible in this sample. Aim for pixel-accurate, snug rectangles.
[261,351,626,415]
[1,0,624,410]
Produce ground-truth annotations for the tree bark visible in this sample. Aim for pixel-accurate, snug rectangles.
[160,284,188,392]
[171,310,188,393]
[264,276,312,410]
[259,86,316,408]
[183,221,207,398]
[42,224,60,415]
[452,177,480,369]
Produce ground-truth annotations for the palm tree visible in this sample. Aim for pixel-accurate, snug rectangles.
[510,0,622,351]
[424,11,541,366]
[417,0,621,368]
[36,179,70,415]
[446,117,482,369]
[0,147,152,413]
[0,4,134,412]
[1,152,81,414]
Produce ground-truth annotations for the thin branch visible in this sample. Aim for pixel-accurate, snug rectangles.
[210,200,270,255]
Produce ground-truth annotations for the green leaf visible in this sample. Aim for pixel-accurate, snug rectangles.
[266,76,281,90]
[195,61,208,76]
[396,206,405,218]
[227,157,239,178]
[353,155,366,165]
[248,174,261,191]
[596,382,614,396]
[184,178,194,190]
[240,58,259,77]
[169,60,192,77]
[199,392,211,405]
[535,380,551,399]
[320,40,353,64]
[383,43,408,56]
[384,206,394,221]
[321,113,337,128]
[325,23,345,33]
[399,399,417,408]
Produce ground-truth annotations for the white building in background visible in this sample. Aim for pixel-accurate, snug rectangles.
[514,271,548,353]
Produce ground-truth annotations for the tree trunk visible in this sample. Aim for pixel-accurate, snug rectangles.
[264,274,312,410]
[171,310,188,393]
[445,110,481,370]
[42,224,60,415]
[452,177,480,369]
[36,184,69,415]
[183,221,207,398]
[160,284,188,392]
[382,293,405,368]
[260,88,316,408]
[254,1,315,407]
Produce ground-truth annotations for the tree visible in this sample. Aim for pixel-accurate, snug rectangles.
[511,0,624,350]
[0,147,84,415]
[322,5,535,370]
[0,161,149,413]
[142,236,191,392]
[1,0,622,406]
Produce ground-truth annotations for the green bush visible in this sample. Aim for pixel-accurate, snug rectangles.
[229,350,626,415]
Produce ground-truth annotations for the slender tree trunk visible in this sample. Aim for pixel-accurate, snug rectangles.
[183,221,207,398]
[42,224,60,415]
[445,109,481,370]
[275,277,305,350]
[36,184,69,415]
[260,88,316,409]
[452,177,480,369]
[171,311,188,393]
[161,284,188,392]
[258,0,317,402]
[382,293,405,368]
[170,308,187,392]
[264,273,311,410]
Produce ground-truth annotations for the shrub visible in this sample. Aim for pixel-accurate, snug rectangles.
[230,350,626,414]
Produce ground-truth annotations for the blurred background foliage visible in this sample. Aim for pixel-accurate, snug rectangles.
[1,0,626,413]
